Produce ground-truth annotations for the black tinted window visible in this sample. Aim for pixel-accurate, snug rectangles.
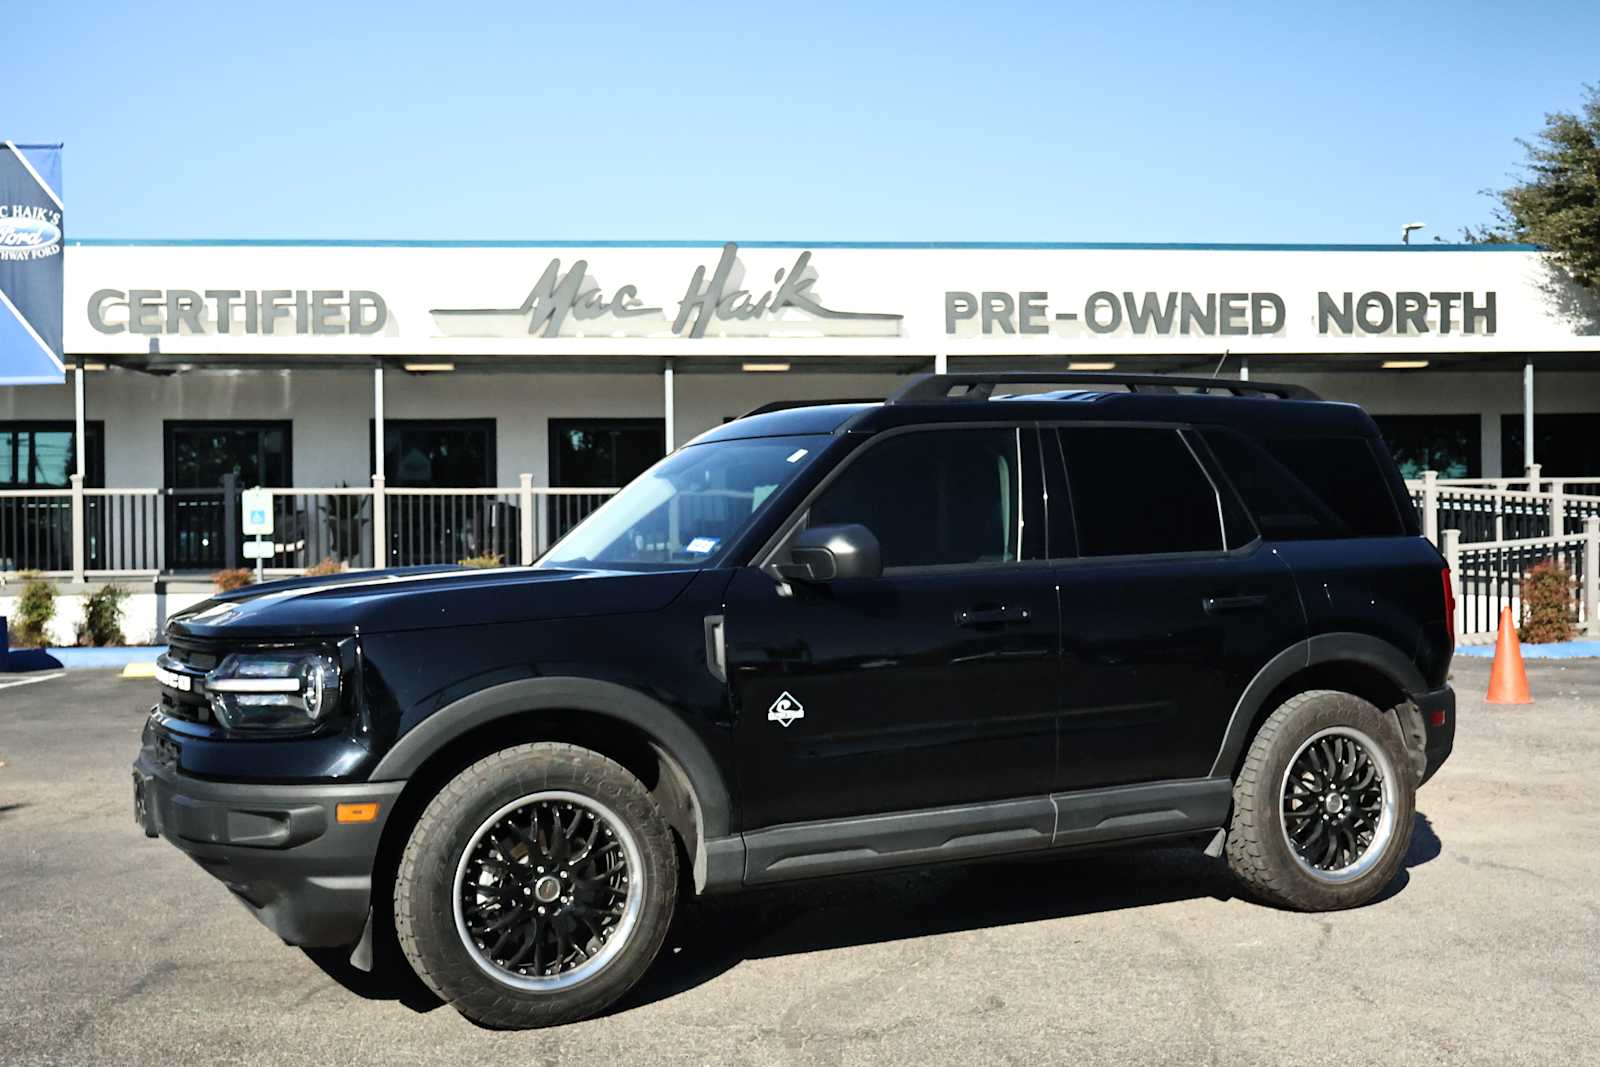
[1056,427,1223,556]
[810,429,1024,568]
[1203,429,1403,540]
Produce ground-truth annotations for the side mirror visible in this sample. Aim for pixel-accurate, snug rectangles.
[776,524,882,582]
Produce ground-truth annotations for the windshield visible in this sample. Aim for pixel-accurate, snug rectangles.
[539,434,831,569]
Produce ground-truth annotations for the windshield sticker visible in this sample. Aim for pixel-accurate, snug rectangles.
[685,536,721,555]
[785,448,809,463]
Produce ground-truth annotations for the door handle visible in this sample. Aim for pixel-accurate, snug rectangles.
[1202,594,1268,614]
[956,605,1031,627]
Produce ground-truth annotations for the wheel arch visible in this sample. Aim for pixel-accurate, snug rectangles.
[368,678,732,900]
[1210,633,1427,781]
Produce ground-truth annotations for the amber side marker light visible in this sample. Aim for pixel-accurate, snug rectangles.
[336,802,381,824]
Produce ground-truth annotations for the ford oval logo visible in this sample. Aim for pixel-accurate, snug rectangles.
[0,216,62,249]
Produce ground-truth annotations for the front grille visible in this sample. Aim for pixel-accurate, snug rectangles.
[159,637,221,723]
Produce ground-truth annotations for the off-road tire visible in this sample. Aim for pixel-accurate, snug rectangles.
[394,742,677,1028]
[1226,690,1416,911]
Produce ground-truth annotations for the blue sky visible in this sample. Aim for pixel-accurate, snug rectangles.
[10,1,1599,243]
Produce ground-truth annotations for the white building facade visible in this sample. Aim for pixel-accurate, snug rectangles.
[3,238,1600,639]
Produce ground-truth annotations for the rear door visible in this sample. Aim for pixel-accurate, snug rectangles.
[723,424,1060,831]
[1046,423,1304,791]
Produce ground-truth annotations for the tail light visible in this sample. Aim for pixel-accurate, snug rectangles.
[1441,566,1456,654]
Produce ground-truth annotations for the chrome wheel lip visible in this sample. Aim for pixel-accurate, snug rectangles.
[1278,725,1399,886]
[452,789,644,992]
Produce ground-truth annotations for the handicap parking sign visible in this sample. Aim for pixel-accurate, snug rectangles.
[240,488,274,536]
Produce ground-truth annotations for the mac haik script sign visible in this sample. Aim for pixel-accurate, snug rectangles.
[430,242,903,339]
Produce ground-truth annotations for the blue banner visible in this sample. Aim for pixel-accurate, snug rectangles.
[0,141,65,385]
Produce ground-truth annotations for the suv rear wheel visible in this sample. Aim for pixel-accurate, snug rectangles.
[1226,690,1416,911]
[394,742,677,1028]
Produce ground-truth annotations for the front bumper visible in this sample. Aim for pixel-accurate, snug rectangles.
[1413,684,1455,786]
[133,733,403,948]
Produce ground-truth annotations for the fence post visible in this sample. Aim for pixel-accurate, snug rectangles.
[371,474,387,570]
[221,473,239,570]
[1494,479,1507,541]
[155,489,167,574]
[518,473,535,565]
[1550,479,1566,538]
[69,473,86,582]
[1586,517,1600,637]
[1421,469,1439,546]
[1525,462,1541,492]
[1442,528,1462,639]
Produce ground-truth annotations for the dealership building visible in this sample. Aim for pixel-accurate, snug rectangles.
[3,237,1600,631]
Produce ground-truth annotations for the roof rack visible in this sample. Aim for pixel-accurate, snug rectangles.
[886,372,1319,404]
[739,397,881,418]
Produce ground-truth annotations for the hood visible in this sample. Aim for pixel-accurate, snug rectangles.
[167,565,698,641]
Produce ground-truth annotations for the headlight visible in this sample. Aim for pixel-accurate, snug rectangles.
[205,651,342,733]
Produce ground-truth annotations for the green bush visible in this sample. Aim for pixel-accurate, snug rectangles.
[76,584,129,647]
[11,573,56,648]
[1519,558,1578,644]
[458,553,505,569]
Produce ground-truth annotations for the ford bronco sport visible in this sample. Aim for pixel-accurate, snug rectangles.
[134,371,1455,1029]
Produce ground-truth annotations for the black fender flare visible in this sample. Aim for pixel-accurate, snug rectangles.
[369,677,733,844]
[1207,632,1427,779]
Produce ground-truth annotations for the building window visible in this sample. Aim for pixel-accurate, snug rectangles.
[0,422,104,488]
[373,419,496,488]
[549,419,664,488]
[165,421,292,490]
[1372,415,1481,479]
[163,422,292,572]
[1500,413,1600,478]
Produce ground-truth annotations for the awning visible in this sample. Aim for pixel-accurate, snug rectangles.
[0,141,65,385]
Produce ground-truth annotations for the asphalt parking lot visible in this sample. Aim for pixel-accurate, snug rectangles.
[2,661,1598,1066]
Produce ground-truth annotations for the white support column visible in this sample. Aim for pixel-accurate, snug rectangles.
[1523,357,1535,473]
[1442,529,1462,638]
[1585,516,1600,636]
[1239,355,1250,382]
[371,365,387,569]
[663,357,675,453]
[1421,469,1439,546]
[934,352,948,375]
[518,472,535,565]
[70,358,86,581]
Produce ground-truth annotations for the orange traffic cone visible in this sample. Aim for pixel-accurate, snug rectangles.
[1486,606,1532,704]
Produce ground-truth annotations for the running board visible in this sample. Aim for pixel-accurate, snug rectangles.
[740,778,1232,886]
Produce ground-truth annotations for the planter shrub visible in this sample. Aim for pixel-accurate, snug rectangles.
[305,557,344,576]
[212,568,255,592]
[77,584,129,646]
[1519,558,1578,644]
[12,573,56,648]
[458,553,504,569]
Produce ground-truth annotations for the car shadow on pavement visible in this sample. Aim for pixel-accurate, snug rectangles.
[1370,810,1443,905]
[614,842,1238,1017]
[621,810,1447,1015]
[305,812,1444,1019]
[301,944,445,1014]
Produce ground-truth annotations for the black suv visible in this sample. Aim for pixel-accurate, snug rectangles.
[134,372,1455,1029]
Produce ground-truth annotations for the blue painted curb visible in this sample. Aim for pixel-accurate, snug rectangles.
[4,646,162,672]
[1455,640,1600,660]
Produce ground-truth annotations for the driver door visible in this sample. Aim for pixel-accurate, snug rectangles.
[723,425,1059,832]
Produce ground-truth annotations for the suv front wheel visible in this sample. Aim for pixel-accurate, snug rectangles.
[393,742,678,1028]
[1226,690,1416,911]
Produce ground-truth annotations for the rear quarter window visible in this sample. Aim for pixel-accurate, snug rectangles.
[1202,429,1405,540]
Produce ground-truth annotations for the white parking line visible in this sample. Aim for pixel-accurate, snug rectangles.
[0,671,66,692]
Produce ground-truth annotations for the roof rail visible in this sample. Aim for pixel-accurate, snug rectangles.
[886,372,1320,404]
[738,397,881,418]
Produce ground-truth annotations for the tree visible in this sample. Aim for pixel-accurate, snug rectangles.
[1467,86,1600,288]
